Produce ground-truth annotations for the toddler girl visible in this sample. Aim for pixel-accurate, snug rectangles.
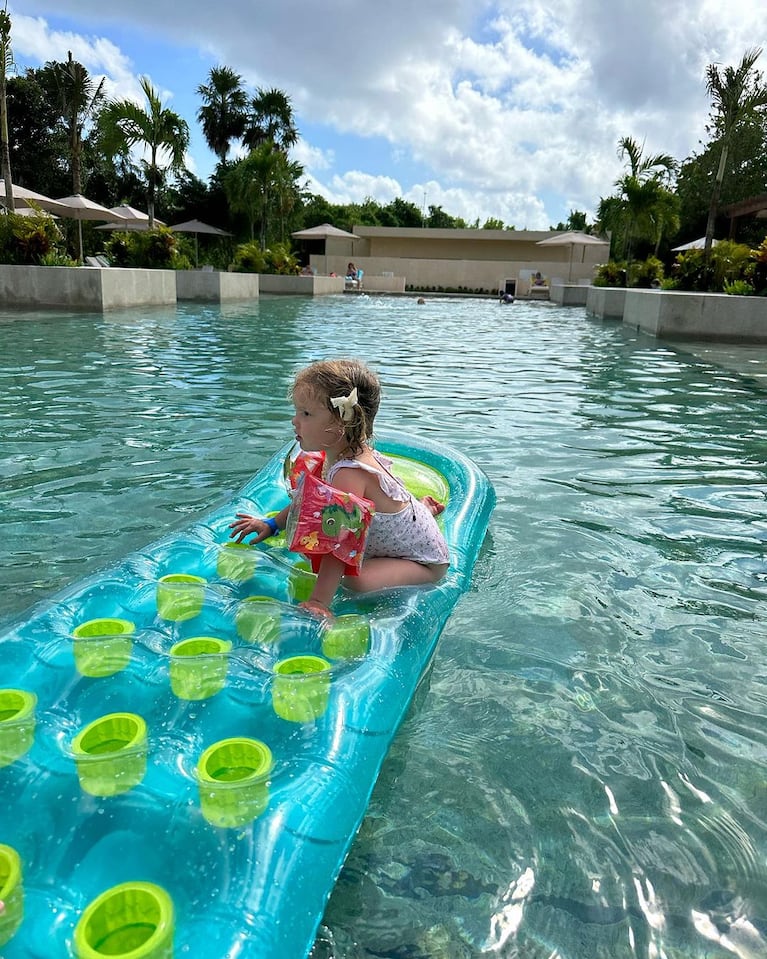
[229,358,449,617]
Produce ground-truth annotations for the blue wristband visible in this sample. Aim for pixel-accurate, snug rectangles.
[264,516,280,536]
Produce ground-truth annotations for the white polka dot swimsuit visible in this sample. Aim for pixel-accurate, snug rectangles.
[327,451,450,567]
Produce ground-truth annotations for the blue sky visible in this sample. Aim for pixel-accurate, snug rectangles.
[11,1,767,229]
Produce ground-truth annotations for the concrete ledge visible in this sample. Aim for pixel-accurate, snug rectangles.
[623,289,767,343]
[99,269,176,309]
[586,286,627,320]
[258,273,405,295]
[551,283,589,306]
[176,270,259,301]
[258,274,345,295]
[0,264,176,310]
[359,275,406,293]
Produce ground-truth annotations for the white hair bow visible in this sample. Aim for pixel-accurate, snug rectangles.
[330,387,358,422]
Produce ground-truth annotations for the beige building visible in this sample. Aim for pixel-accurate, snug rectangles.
[310,226,607,294]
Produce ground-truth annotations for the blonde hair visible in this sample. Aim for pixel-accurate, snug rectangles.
[292,358,380,457]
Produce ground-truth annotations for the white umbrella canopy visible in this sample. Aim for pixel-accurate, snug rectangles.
[15,206,60,219]
[291,223,360,240]
[95,205,166,232]
[672,237,721,251]
[0,180,71,216]
[536,231,610,281]
[168,219,233,267]
[95,220,153,232]
[169,218,232,236]
[110,204,151,221]
[54,193,131,261]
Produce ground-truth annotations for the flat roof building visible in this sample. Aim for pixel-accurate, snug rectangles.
[309,226,608,294]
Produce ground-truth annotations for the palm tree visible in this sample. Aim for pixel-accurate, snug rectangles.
[47,52,105,194]
[224,145,280,245]
[612,136,677,264]
[196,66,247,164]
[98,76,189,227]
[0,6,14,210]
[271,155,304,242]
[702,48,767,258]
[243,87,298,152]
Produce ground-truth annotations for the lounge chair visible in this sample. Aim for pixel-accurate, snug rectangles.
[345,269,364,290]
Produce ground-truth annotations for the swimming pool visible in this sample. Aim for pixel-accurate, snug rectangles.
[3,294,766,958]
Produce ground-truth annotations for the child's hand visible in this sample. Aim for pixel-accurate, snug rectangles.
[229,513,274,544]
[299,599,333,619]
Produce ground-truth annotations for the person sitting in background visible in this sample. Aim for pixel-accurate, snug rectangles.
[345,262,357,281]
[533,271,546,286]
[300,264,314,275]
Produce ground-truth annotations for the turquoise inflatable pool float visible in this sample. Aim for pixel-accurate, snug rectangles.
[0,432,494,958]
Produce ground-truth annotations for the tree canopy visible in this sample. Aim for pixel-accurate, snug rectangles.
[701,47,767,257]
[98,76,190,227]
[4,34,767,270]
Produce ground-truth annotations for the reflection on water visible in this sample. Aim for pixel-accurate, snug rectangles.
[3,295,767,958]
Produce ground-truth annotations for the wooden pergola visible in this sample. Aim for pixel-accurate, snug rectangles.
[721,193,767,235]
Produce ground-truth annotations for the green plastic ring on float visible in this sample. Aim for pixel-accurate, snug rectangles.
[0,843,23,947]
[156,574,206,622]
[169,636,231,701]
[74,881,174,959]
[272,655,332,723]
[321,614,371,661]
[197,737,273,828]
[216,541,258,581]
[71,713,147,797]
[235,595,281,644]
[72,618,135,678]
[0,688,37,769]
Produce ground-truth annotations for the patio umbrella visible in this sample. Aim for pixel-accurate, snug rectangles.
[0,180,70,216]
[95,205,166,232]
[291,223,360,241]
[536,230,609,282]
[168,219,232,267]
[15,206,60,219]
[672,237,720,251]
[291,223,360,274]
[54,193,130,262]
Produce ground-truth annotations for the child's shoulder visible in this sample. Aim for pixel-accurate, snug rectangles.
[332,451,383,474]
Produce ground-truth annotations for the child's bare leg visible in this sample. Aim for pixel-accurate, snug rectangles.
[345,558,448,593]
[422,495,445,516]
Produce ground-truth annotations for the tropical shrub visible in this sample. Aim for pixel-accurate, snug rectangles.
[669,249,709,291]
[263,242,298,274]
[232,241,267,273]
[103,228,192,270]
[748,236,767,294]
[631,256,664,288]
[0,209,64,264]
[709,240,753,291]
[231,241,298,274]
[670,240,753,292]
[39,249,78,266]
[723,279,754,295]
[592,261,627,286]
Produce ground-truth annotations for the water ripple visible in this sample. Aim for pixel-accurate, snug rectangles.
[3,298,767,958]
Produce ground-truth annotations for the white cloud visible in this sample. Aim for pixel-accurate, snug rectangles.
[10,0,767,229]
[292,141,334,174]
[13,12,143,102]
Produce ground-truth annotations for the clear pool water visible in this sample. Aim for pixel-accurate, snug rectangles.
[2,294,767,958]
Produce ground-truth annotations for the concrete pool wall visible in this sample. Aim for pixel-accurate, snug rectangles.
[0,265,407,310]
[587,287,767,343]
[175,270,260,302]
[0,265,177,310]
